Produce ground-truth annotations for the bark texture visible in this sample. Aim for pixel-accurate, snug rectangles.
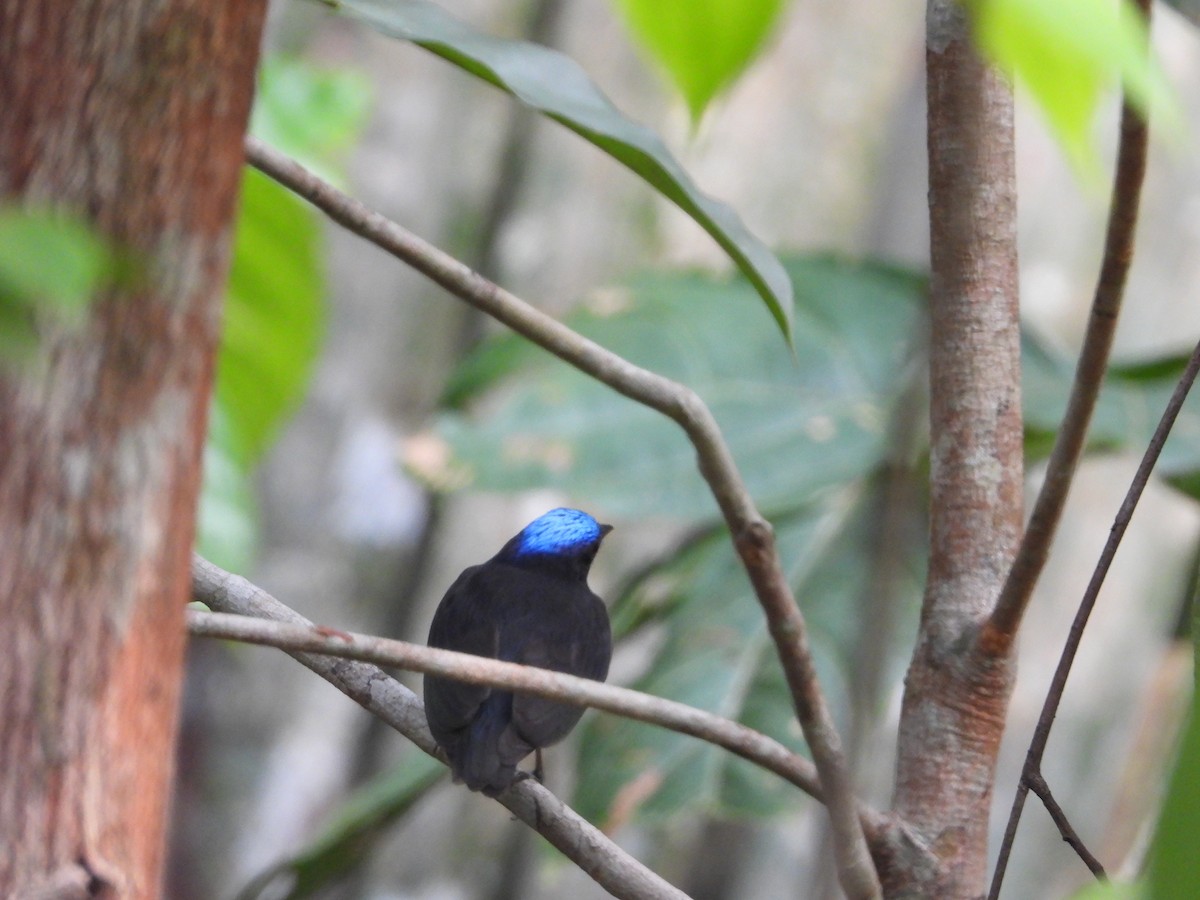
[884,2,1022,895]
[0,2,267,896]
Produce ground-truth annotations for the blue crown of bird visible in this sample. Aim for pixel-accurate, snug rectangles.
[423,508,613,796]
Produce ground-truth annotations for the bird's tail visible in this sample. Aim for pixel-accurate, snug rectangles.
[460,694,521,796]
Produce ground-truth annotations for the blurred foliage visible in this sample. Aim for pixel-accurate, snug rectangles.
[424,255,929,819]
[0,208,116,362]
[611,0,789,123]
[1148,706,1200,899]
[316,0,794,341]
[432,257,925,519]
[965,0,1179,180]
[237,753,444,900]
[1162,0,1200,27]
[421,255,1200,825]
[196,57,370,573]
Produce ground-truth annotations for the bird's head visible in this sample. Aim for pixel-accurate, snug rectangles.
[498,507,612,575]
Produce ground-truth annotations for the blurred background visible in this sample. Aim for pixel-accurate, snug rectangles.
[174,1,1200,897]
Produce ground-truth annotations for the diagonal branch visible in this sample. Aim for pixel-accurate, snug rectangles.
[191,555,689,900]
[986,0,1152,641]
[988,336,1200,899]
[243,136,880,898]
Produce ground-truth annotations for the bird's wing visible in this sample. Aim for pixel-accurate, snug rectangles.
[509,595,611,748]
[424,569,499,734]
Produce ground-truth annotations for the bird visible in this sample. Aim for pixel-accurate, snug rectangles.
[423,507,613,796]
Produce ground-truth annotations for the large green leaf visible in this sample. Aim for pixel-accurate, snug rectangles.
[197,60,369,570]
[612,0,789,122]
[422,257,925,519]
[0,208,115,360]
[576,482,925,821]
[966,0,1178,179]
[318,0,794,341]
[1023,338,1200,497]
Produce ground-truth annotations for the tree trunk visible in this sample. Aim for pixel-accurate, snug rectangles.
[0,2,268,896]
[884,1,1022,895]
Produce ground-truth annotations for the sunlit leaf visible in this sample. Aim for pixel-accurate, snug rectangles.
[319,0,794,341]
[967,0,1177,178]
[612,0,788,122]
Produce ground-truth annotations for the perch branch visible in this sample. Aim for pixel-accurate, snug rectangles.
[244,136,880,898]
[988,335,1200,899]
[987,0,1152,641]
[191,555,688,900]
[185,610,829,802]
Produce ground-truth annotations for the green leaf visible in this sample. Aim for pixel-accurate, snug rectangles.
[198,58,368,570]
[250,57,372,184]
[196,401,259,573]
[967,0,1178,179]
[612,0,789,122]
[0,208,114,358]
[424,257,925,519]
[575,483,924,822]
[319,0,794,341]
[237,753,444,899]
[215,169,324,465]
[1148,700,1200,900]
[1023,339,1200,496]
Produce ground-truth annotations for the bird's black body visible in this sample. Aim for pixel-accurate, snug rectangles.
[424,508,612,796]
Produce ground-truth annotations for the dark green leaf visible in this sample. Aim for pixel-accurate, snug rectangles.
[425,257,925,519]
[320,0,794,340]
[1023,336,1200,494]
[238,753,444,899]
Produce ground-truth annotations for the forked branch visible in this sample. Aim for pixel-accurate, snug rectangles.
[986,0,1152,642]
[989,337,1200,898]
[244,136,880,898]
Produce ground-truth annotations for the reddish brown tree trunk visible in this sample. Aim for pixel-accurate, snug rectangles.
[0,2,267,896]
[883,1,1022,896]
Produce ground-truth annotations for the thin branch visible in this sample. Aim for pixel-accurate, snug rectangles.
[191,555,690,900]
[987,0,1153,641]
[185,610,827,801]
[243,136,880,898]
[988,336,1200,899]
[1025,772,1106,880]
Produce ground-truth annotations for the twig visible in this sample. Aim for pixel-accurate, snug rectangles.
[191,555,689,900]
[987,336,1200,899]
[1025,772,1106,879]
[243,136,881,898]
[184,608,827,801]
[987,0,1152,641]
